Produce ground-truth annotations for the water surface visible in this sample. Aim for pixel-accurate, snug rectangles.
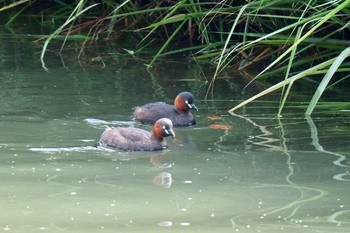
[1,34,350,233]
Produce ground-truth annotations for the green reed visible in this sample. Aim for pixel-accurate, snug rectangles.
[2,0,350,115]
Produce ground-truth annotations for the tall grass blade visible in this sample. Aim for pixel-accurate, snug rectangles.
[40,1,99,71]
[138,0,187,45]
[147,19,188,68]
[278,27,302,116]
[245,0,350,86]
[206,3,249,99]
[305,47,350,115]
[0,0,29,12]
[228,58,336,114]
[107,0,131,36]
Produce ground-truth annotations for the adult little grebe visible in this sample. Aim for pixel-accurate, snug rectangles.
[133,92,198,126]
[98,118,175,151]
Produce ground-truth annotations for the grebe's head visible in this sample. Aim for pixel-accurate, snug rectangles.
[152,118,175,139]
[174,92,198,111]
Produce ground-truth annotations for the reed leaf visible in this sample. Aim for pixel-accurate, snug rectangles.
[0,0,30,12]
[146,19,188,68]
[206,3,249,98]
[40,1,99,71]
[278,27,303,116]
[305,47,350,115]
[228,57,337,114]
[138,0,188,45]
[244,0,350,86]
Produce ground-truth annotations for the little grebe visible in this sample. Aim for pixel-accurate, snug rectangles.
[133,92,198,126]
[98,118,175,151]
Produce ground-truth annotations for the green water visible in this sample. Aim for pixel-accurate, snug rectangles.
[1,36,350,233]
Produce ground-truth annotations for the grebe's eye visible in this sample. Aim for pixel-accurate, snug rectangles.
[185,100,193,108]
[162,125,169,135]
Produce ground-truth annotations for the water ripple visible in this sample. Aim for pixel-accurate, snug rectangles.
[29,146,115,154]
[84,118,135,129]
[333,172,350,181]
[327,209,350,225]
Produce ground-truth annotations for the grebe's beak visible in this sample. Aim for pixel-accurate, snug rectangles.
[185,100,198,111]
[165,128,175,137]
[189,103,198,111]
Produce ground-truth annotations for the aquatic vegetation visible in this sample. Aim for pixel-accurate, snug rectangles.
[228,47,350,116]
[2,0,350,114]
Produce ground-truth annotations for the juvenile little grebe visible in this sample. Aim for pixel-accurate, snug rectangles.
[98,118,175,151]
[133,92,198,126]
